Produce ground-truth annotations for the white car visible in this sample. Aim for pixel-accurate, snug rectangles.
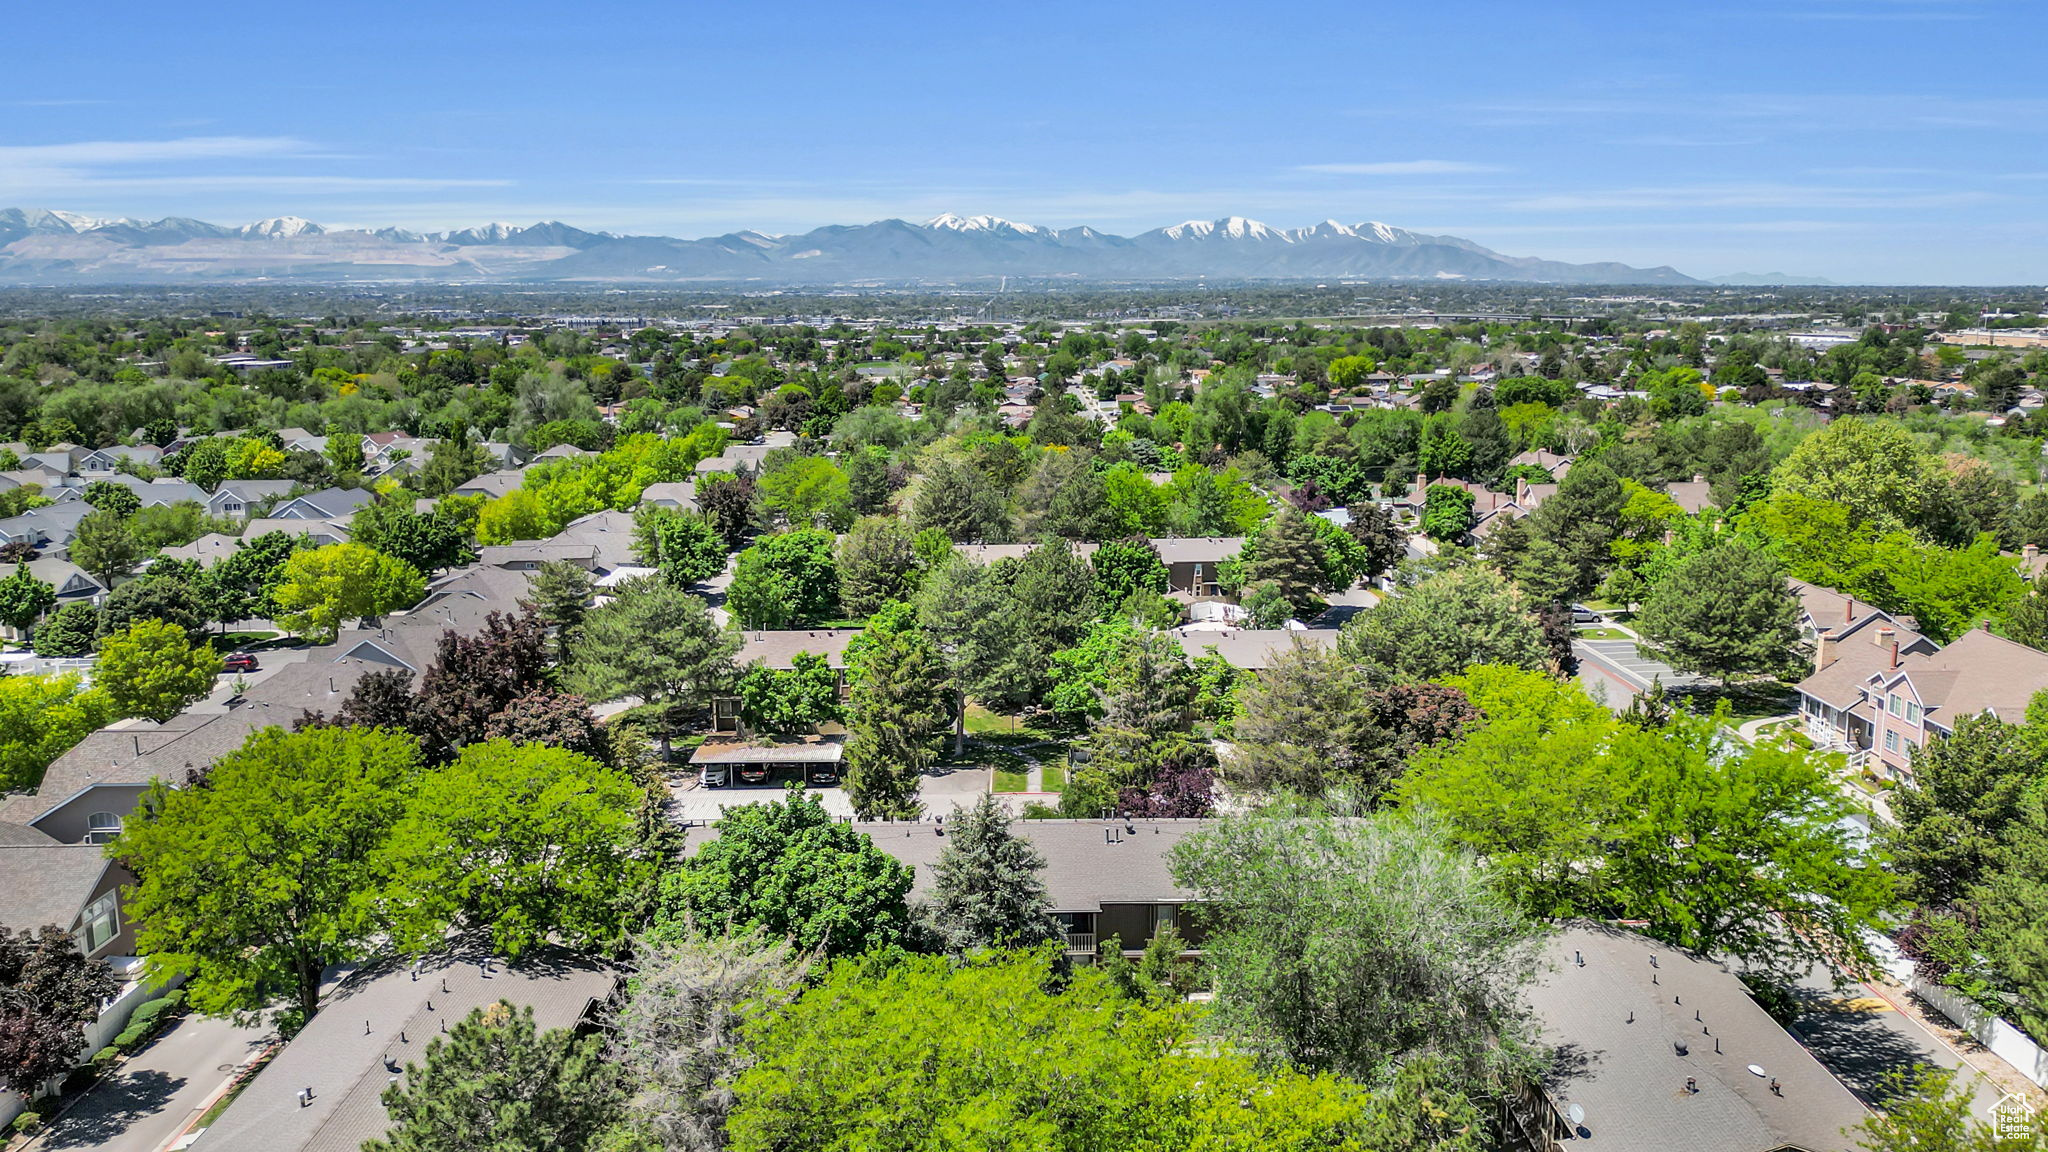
[697,764,729,788]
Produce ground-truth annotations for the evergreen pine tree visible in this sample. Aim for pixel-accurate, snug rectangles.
[922,793,1060,951]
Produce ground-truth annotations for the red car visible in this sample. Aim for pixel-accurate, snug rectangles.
[222,653,260,673]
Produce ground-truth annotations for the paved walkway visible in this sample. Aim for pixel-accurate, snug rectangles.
[25,1012,270,1152]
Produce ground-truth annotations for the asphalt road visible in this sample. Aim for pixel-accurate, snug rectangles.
[1791,959,2007,1126]
[27,1011,270,1152]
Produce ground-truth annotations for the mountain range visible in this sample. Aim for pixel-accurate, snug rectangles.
[0,207,1713,286]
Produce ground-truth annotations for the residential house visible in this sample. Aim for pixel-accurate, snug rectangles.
[76,444,163,475]
[1151,536,1245,597]
[718,629,863,731]
[1169,626,1338,671]
[0,502,94,550]
[20,556,104,605]
[639,480,697,512]
[1664,474,1716,515]
[1853,627,2048,778]
[268,486,374,521]
[0,822,137,960]
[204,479,297,521]
[197,942,616,1152]
[451,469,528,500]
[1512,922,1866,1152]
[1507,448,1573,478]
[239,518,350,547]
[852,818,1209,958]
[694,442,776,475]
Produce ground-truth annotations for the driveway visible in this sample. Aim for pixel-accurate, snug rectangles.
[1791,959,2023,1126]
[27,1012,270,1152]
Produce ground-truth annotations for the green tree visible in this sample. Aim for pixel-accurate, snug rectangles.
[1515,459,1625,602]
[921,792,1060,952]
[0,563,54,631]
[1635,539,1800,684]
[30,601,98,658]
[1420,484,1476,541]
[1399,676,1895,984]
[1772,417,1943,535]
[114,725,422,1025]
[1342,500,1406,587]
[0,672,114,793]
[1851,1066,2048,1152]
[1233,509,1333,613]
[526,559,593,663]
[100,570,208,641]
[654,790,912,958]
[604,933,812,1152]
[566,576,738,758]
[377,740,654,962]
[1886,714,2043,908]
[726,948,1483,1152]
[844,626,951,819]
[1222,641,1472,811]
[82,480,142,517]
[632,505,728,588]
[1339,565,1549,682]
[348,500,473,575]
[836,515,921,618]
[324,430,365,479]
[1171,810,1542,1089]
[94,618,222,721]
[758,455,852,531]
[270,542,425,643]
[69,509,142,588]
[735,651,842,737]
[1089,536,1169,612]
[365,1001,621,1152]
[726,528,840,630]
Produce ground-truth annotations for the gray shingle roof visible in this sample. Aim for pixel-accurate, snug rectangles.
[856,818,1203,912]
[1169,627,1339,670]
[0,841,107,933]
[1528,923,1866,1152]
[197,942,616,1152]
[735,629,861,669]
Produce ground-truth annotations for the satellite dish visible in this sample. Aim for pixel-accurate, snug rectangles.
[1748,1064,1767,1077]
[1566,1103,1586,1126]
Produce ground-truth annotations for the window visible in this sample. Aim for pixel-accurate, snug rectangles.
[1906,702,1921,723]
[1152,904,1178,933]
[1888,693,1904,717]
[79,891,118,954]
[83,812,122,846]
[1885,729,1899,753]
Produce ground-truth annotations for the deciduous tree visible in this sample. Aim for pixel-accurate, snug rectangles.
[95,618,222,721]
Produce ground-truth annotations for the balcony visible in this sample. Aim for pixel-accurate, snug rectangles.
[1064,932,1096,953]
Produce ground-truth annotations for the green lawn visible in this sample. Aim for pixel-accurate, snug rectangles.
[1039,761,1065,793]
[993,768,1029,793]
[217,631,284,648]
[1575,626,1630,640]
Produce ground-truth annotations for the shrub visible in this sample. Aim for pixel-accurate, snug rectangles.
[91,1045,121,1069]
[11,1112,43,1135]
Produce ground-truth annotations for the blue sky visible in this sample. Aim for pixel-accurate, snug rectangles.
[3,0,2044,283]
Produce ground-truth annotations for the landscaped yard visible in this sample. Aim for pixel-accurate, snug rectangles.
[1575,626,1630,640]
[993,768,1030,792]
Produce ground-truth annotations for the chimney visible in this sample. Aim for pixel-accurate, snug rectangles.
[1814,632,1836,673]
[1516,477,1528,504]
[1844,598,1855,624]
[1891,641,1901,669]
[1875,625,1894,649]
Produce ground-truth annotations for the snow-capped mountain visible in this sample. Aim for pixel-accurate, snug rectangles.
[0,208,1702,285]
[237,216,323,239]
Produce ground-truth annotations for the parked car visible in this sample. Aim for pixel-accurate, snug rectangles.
[697,763,729,788]
[222,652,260,673]
[1570,605,1602,624]
[808,766,840,787]
[737,765,771,785]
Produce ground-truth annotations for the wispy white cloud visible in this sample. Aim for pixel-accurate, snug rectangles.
[0,136,308,165]
[1295,160,1503,176]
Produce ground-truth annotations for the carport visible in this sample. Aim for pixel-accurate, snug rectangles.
[690,736,845,787]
